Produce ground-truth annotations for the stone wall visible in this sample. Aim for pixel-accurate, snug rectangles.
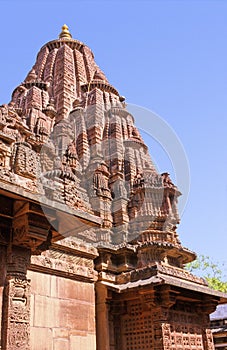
[28,270,96,350]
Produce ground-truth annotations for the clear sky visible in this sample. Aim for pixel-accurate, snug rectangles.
[0,0,227,267]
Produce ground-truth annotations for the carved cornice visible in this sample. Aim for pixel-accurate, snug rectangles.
[81,80,120,96]
[109,107,134,121]
[30,245,98,282]
[124,138,148,151]
[53,239,98,259]
[44,38,85,52]
[22,81,48,91]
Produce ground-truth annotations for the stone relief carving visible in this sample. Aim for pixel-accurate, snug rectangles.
[204,329,215,350]
[31,246,96,280]
[2,277,31,350]
[2,246,31,350]
[12,142,39,179]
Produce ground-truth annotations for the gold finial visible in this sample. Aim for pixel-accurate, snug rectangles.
[59,24,72,39]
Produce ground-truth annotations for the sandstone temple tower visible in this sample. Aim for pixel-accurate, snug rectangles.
[0,25,226,350]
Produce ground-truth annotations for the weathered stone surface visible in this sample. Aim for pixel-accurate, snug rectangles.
[69,334,96,350]
[27,270,51,297]
[56,278,95,302]
[28,269,96,349]
[53,339,69,350]
[33,294,60,328]
[30,327,53,350]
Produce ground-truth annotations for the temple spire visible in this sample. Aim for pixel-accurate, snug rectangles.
[59,24,72,39]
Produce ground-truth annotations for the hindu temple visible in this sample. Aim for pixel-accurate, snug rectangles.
[0,25,226,350]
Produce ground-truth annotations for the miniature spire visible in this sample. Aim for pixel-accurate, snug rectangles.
[59,24,72,39]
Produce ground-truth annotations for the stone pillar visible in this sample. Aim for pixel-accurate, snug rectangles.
[203,329,215,350]
[0,245,7,348]
[152,307,170,350]
[201,313,215,350]
[95,282,110,350]
[201,299,218,350]
[1,246,31,350]
[161,322,172,350]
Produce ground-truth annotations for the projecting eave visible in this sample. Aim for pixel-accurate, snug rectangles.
[0,178,102,252]
[177,245,197,264]
[160,274,227,303]
[0,180,101,225]
[137,240,196,264]
[102,272,227,303]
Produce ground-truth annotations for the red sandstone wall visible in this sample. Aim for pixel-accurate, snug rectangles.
[28,270,96,350]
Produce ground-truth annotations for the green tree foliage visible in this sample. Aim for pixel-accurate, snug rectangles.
[185,255,227,293]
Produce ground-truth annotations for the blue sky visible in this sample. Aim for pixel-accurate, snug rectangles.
[1,0,227,267]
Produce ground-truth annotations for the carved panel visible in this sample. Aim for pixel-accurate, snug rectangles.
[113,300,214,350]
[170,309,201,325]
[203,329,214,350]
[168,308,206,350]
[121,302,153,350]
[13,142,38,179]
[2,277,31,350]
[162,323,171,349]
[170,324,203,349]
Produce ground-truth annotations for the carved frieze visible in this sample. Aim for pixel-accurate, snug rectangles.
[30,244,97,280]
[157,263,207,285]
